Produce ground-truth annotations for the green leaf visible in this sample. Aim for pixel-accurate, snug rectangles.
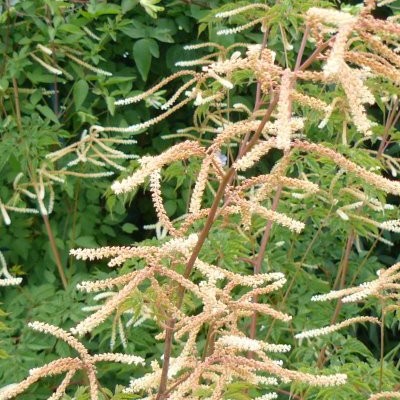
[75,236,98,248]
[106,96,116,116]
[106,195,116,212]
[0,322,8,330]
[103,76,135,86]
[77,111,98,124]
[133,38,153,81]
[147,39,159,58]
[59,24,83,34]
[122,0,139,13]
[73,80,89,110]
[36,104,59,124]
[0,349,8,359]
[151,29,174,43]
[0,78,9,93]
[122,223,138,234]
[164,199,177,216]
[86,3,121,17]
[119,25,145,39]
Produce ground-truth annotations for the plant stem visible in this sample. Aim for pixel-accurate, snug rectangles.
[12,69,68,289]
[379,304,385,391]
[11,42,66,290]
[276,388,303,400]
[156,96,279,399]
[335,230,355,291]
[295,25,310,70]
[12,78,22,132]
[29,171,68,290]
[188,95,279,280]
[349,236,379,287]
[377,97,399,159]
[248,185,283,344]
[42,214,68,290]
[201,322,215,360]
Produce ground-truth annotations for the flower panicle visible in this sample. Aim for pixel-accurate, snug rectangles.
[295,316,380,340]
[215,3,269,19]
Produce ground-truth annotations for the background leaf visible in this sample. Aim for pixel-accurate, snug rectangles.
[133,38,153,81]
[73,80,89,110]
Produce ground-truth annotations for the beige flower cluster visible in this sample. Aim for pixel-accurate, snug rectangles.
[0,322,143,400]
[311,262,400,304]
[305,5,400,137]
[121,258,345,398]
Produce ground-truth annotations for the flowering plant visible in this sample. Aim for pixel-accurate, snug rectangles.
[1,1,400,399]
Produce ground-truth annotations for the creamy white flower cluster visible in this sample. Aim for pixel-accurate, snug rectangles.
[295,317,380,339]
[312,262,400,305]
[111,141,205,195]
[254,393,278,400]
[217,335,291,353]
[0,251,22,287]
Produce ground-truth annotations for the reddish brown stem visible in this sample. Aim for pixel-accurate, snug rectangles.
[379,304,385,391]
[277,388,303,400]
[156,97,279,399]
[295,25,310,71]
[298,38,332,71]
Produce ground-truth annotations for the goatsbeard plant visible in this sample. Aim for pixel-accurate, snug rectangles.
[2,1,400,399]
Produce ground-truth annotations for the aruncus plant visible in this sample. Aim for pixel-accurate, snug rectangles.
[2,1,400,399]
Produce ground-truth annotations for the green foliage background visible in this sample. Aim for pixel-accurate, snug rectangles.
[0,0,399,399]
